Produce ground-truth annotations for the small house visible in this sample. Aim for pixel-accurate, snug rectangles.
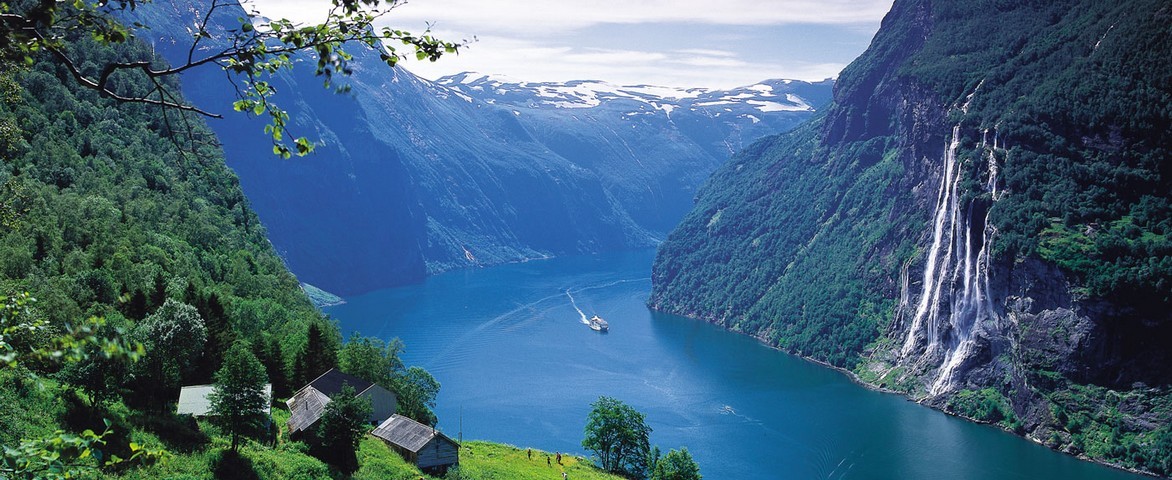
[286,368,397,436]
[371,414,459,474]
[176,383,272,417]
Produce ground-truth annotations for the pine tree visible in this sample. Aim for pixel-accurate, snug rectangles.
[196,292,236,383]
[256,336,290,399]
[123,288,148,321]
[296,322,336,386]
[149,272,168,311]
[183,281,201,307]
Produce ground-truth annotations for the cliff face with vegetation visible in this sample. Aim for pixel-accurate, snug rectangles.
[650,0,1171,474]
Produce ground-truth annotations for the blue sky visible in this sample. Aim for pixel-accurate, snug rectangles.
[250,0,894,88]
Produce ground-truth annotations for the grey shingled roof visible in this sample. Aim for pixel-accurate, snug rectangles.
[286,368,398,435]
[286,387,331,434]
[371,414,454,453]
[305,369,376,398]
[176,384,272,417]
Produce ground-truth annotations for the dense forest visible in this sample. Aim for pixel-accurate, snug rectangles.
[0,28,431,477]
[0,32,334,395]
[650,0,1170,474]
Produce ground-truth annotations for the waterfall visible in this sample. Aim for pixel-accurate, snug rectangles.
[900,126,962,358]
[899,125,1003,396]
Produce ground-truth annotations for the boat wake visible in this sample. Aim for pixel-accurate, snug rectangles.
[566,289,590,325]
[427,291,566,367]
[825,452,859,480]
[577,277,650,293]
[564,277,647,325]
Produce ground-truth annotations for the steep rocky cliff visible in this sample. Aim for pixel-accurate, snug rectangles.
[651,0,1170,473]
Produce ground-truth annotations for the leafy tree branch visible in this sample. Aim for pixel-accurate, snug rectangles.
[0,0,462,158]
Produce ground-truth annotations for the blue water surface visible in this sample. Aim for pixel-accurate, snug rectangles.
[325,249,1143,480]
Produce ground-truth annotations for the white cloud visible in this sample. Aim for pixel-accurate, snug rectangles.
[245,0,888,88]
[670,56,750,68]
[396,0,890,34]
[249,0,893,32]
[400,34,844,88]
[675,49,740,58]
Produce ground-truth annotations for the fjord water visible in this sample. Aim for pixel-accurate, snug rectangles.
[326,250,1141,479]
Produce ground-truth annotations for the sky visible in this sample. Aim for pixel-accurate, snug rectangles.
[248,0,895,89]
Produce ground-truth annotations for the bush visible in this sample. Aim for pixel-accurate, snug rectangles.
[947,388,1011,424]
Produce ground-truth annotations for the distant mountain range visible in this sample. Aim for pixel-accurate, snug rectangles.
[434,72,833,234]
[436,72,828,117]
[125,0,834,296]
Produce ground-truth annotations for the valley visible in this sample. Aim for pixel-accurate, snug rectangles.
[0,0,1167,478]
[125,0,833,296]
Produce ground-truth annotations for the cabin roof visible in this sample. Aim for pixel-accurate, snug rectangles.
[176,384,272,417]
[286,387,331,434]
[371,414,457,453]
[305,368,377,398]
[286,368,396,434]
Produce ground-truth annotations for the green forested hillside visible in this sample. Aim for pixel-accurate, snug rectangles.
[650,0,1170,474]
[647,117,913,367]
[0,31,349,474]
[0,34,331,384]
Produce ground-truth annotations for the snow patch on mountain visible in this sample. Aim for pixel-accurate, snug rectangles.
[434,72,826,116]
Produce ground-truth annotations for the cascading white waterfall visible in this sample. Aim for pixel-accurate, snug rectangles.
[986,129,1001,201]
[900,125,963,358]
[900,125,1003,396]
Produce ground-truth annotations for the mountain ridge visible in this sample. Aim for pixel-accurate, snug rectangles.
[124,0,834,296]
[435,72,830,114]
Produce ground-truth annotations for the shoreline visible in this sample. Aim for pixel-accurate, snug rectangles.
[668,308,1161,479]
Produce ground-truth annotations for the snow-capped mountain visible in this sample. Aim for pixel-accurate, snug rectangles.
[430,73,835,233]
[129,1,834,295]
[437,72,832,132]
[437,73,827,110]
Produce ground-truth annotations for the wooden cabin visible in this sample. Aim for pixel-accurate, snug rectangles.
[176,383,272,417]
[371,414,459,474]
[286,369,397,436]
